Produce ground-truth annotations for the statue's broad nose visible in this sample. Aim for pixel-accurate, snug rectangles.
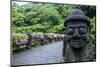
[73,29,80,39]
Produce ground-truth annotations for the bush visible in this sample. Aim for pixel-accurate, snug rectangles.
[90,17,96,59]
[12,33,28,50]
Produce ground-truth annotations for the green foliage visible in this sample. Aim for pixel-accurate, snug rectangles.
[11,33,28,51]
[90,17,96,59]
[12,33,28,42]
[57,5,76,18]
[12,23,64,34]
[12,2,77,34]
[75,5,96,18]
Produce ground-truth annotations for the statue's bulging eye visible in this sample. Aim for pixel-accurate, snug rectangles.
[79,27,87,34]
[67,28,74,35]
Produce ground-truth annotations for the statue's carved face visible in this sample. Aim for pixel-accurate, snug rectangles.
[65,22,89,48]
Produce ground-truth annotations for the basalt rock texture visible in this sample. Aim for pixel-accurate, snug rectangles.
[63,9,93,62]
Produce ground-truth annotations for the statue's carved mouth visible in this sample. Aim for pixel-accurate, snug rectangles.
[73,40,81,42]
[70,39,84,48]
[71,40,82,45]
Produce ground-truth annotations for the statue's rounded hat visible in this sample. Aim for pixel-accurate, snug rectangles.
[64,9,90,27]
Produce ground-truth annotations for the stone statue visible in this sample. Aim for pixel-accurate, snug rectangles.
[63,9,93,62]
